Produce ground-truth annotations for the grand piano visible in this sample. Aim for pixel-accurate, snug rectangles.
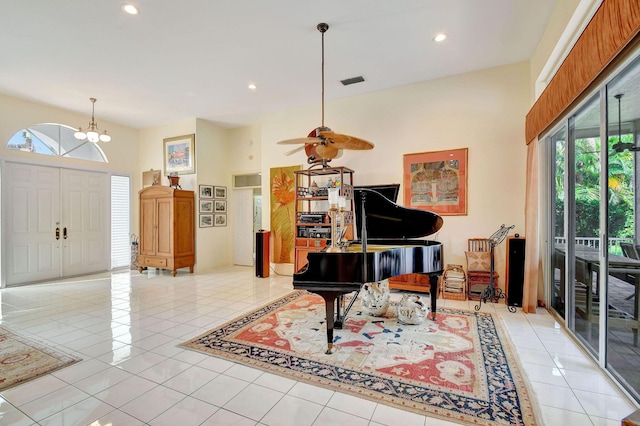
[293,186,444,353]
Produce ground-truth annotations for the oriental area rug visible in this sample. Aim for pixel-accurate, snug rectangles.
[0,326,81,391]
[180,291,539,426]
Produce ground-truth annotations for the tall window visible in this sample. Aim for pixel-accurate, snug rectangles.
[6,123,107,162]
[111,175,131,269]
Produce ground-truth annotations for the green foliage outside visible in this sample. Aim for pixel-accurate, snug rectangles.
[554,135,635,244]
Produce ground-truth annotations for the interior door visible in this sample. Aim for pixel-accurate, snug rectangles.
[4,163,61,285]
[233,189,254,266]
[60,169,110,276]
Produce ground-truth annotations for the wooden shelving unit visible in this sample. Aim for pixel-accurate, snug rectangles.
[294,167,354,272]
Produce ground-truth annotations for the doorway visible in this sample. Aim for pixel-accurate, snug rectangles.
[232,173,262,267]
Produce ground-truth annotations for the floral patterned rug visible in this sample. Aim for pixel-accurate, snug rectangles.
[0,326,81,391]
[180,290,538,425]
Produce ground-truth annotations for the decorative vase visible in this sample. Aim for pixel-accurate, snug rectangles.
[397,294,428,325]
[361,280,390,316]
[168,174,181,189]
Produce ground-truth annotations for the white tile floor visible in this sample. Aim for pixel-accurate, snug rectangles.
[0,266,637,425]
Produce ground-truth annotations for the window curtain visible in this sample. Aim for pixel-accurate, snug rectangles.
[522,139,540,313]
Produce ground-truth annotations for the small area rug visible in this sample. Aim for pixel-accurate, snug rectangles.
[180,291,538,425]
[0,326,81,391]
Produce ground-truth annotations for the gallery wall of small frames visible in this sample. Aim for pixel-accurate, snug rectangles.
[199,185,227,227]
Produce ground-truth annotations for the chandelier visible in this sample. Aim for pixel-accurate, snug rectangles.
[74,97,111,143]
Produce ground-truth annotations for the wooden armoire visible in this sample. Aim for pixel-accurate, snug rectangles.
[138,186,195,276]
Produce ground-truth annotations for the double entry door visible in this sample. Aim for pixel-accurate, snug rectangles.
[4,163,110,286]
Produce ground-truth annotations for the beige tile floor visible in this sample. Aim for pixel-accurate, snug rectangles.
[0,266,637,425]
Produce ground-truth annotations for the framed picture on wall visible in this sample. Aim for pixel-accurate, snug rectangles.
[214,214,227,227]
[199,199,214,213]
[214,186,227,199]
[214,200,227,213]
[164,134,195,175]
[199,185,213,198]
[403,148,468,215]
[199,214,213,228]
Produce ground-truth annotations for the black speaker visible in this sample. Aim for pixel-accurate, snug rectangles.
[506,236,526,307]
[256,230,270,278]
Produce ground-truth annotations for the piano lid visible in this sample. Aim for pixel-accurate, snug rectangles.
[354,187,443,239]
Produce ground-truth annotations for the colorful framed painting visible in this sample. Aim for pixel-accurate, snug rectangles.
[403,148,468,215]
[270,165,301,264]
[164,134,195,175]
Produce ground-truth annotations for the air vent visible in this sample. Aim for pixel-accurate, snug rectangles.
[340,76,365,86]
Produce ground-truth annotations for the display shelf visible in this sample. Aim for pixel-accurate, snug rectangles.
[294,166,354,271]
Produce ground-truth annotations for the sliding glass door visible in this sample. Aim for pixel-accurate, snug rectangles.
[547,50,640,401]
[605,55,640,398]
[551,128,566,318]
[570,95,602,357]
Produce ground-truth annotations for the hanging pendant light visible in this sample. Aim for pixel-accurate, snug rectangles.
[277,23,373,167]
[74,98,111,143]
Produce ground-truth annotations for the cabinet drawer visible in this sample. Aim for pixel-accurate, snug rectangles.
[142,257,167,268]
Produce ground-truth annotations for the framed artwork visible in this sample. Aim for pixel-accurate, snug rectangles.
[403,148,468,215]
[214,186,227,199]
[199,199,214,213]
[199,185,213,198]
[199,214,213,228]
[142,169,162,187]
[214,200,227,213]
[214,214,227,227]
[270,165,301,264]
[164,134,195,175]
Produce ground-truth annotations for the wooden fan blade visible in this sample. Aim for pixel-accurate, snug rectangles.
[277,137,320,145]
[319,131,374,150]
[284,145,307,156]
[314,143,340,160]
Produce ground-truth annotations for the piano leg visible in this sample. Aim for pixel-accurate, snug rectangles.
[317,291,337,354]
[429,274,439,321]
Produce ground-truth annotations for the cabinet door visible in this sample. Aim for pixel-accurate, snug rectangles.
[174,197,194,256]
[156,197,174,257]
[139,198,157,256]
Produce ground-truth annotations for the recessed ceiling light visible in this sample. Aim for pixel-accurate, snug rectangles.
[248,83,257,90]
[433,33,447,42]
[121,4,140,15]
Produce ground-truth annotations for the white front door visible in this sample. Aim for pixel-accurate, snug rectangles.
[4,163,110,285]
[60,169,110,276]
[5,163,61,285]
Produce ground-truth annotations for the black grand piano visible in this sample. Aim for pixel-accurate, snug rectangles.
[293,185,444,354]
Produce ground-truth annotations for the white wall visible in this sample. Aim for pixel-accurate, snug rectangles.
[193,119,234,270]
[260,62,531,289]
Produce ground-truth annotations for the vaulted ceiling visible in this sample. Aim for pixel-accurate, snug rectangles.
[0,1,558,129]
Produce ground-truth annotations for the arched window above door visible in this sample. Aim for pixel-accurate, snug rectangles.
[6,123,107,162]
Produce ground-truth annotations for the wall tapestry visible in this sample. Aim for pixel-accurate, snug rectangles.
[403,148,468,215]
[270,165,300,264]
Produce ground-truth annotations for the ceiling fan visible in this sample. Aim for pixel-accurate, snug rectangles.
[278,23,374,167]
[611,93,639,152]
